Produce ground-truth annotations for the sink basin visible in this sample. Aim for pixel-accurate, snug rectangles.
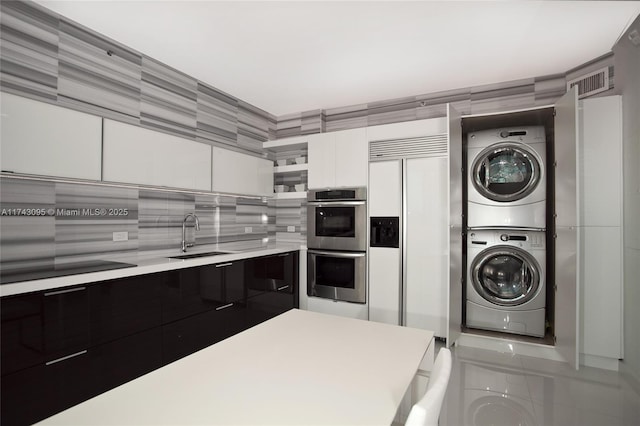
[168,251,230,260]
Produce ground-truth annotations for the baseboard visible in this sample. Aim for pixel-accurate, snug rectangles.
[455,332,566,362]
[579,353,620,371]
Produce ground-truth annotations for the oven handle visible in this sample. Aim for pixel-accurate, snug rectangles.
[308,249,366,258]
[307,201,366,207]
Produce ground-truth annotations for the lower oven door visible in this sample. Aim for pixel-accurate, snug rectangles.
[307,249,366,304]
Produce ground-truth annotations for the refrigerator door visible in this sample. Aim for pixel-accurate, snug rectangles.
[405,157,449,337]
[368,160,402,325]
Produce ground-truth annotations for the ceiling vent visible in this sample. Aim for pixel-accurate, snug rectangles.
[369,134,448,161]
[566,67,610,99]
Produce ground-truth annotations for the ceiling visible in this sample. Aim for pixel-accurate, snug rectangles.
[34,1,640,117]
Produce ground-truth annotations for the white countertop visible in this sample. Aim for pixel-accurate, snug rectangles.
[0,242,305,297]
[39,309,434,426]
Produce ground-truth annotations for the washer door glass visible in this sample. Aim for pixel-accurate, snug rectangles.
[472,143,541,202]
[472,247,540,306]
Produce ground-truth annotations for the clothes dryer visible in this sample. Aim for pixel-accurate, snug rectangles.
[467,126,546,229]
[466,229,546,338]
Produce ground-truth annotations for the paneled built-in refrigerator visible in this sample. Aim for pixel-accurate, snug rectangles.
[369,151,449,337]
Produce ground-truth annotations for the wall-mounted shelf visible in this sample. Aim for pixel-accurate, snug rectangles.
[274,163,308,174]
[264,135,311,153]
[274,191,308,200]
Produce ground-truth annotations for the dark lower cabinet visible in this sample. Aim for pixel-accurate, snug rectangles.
[0,251,299,426]
[1,349,92,426]
[0,284,90,378]
[1,292,44,376]
[245,252,299,328]
[90,328,163,395]
[161,313,203,364]
[200,301,247,344]
[246,288,297,328]
[89,273,163,346]
[2,328,163,426]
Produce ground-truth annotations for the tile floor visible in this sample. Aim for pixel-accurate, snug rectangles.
[438,345,640,426]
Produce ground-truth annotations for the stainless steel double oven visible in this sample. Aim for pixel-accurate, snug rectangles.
[307,187,367,304]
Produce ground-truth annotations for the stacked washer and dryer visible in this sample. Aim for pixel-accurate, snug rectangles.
[465,126,548,338]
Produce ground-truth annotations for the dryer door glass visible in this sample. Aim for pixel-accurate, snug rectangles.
[472,144,541,202]
[472,247,540,306]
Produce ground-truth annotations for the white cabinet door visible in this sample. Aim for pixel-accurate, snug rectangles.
[308,129,367,189]
[212,147,273,196]
[334,128,368,187]
[256,156,274,196]
[580,96,623,227]
[103,119,211,191]
[580,226,622,360]
[0,92,102,180]
[579,96,623,362]
[307,133,335,189]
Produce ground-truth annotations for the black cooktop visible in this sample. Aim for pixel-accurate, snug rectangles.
[0,260,137,284]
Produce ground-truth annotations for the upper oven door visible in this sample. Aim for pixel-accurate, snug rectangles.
[307,200,367,251]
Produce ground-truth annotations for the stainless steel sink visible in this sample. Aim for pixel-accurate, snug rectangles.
[168,251,230,260]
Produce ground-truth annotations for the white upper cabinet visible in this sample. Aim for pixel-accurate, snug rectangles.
[308,128,367,189]
[212,147,273,197]
[368,117,447,141]
[102,119,212,191]
[580,96,623,227]
[0,92,102,180]
[307,133,335,189]
[335,128,368,187]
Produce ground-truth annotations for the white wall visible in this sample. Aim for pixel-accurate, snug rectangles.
[613,15,640,388]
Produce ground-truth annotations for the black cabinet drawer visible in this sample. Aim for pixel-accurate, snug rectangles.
[1,286,89,376]
[42,286,90,362]
[199,301,246,346]
[1,292,44,375]
[200,261,245,305]
[1,329,163,426]
[162,314,204,365]
[162,261,245,324]
[245,291,295,328]
[90,327,163,395]
[89,273,163,346]
[246,252,297,295]
[162,301,247,365]
[162,267,215,323]
[1,349,92,426]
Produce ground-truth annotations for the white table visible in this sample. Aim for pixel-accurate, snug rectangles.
[40,309,434,425]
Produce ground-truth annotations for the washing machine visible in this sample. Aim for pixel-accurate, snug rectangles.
[466,229,546,338]
[467,126,547,229]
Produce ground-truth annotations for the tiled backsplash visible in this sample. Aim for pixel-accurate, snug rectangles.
[0,177,272,275]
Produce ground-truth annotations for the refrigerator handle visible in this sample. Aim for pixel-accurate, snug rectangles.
[401,158,408,327]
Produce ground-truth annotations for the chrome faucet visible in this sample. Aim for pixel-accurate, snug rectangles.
[181,213,200,252]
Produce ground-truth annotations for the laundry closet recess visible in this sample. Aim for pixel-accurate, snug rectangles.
[447,89,624,370]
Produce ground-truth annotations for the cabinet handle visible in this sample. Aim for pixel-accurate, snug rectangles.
[46,350,88,366]
[278,253,290,257]
[277,285,290,291]
[44,286,86,297]
[216,303,234,311]
[216,262,233,268]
